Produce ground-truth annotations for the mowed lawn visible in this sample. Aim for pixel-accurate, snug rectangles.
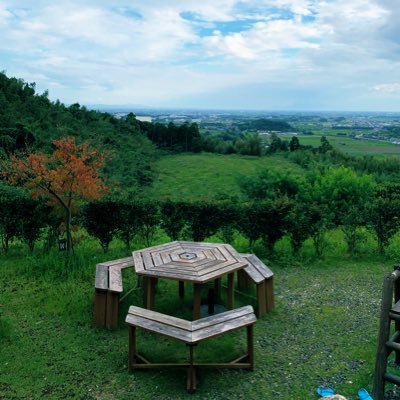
[150,153,303,200]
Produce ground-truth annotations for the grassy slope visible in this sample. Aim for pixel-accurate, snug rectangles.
[150,153,303,200]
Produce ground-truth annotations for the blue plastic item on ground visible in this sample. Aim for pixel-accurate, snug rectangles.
[358,388,373,400]
[316,387,335,396]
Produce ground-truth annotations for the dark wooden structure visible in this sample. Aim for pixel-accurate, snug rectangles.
[94,256,135,329]
[238,254,275,317]
[125,305,256,393]
[132,241,249,320]
[372,266,400,400]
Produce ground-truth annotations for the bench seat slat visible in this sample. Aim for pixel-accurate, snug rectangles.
[100,256,135,268]
[192,306,254,330]
[109,266,123,293]
[126,314,192,342]
[245,255,273,279]
[243,265,264,284]
[95,264,109,289]
[126,305,256,344]
[127,306,192,331]
[132,251,145,272]
[191,314,256,343]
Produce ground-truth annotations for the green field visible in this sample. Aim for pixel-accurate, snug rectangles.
[150,153,303,200]
[285,134,400,157]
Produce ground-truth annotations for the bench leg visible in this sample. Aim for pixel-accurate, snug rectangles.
[265,277,275,312]
[256,282,267,317]
[94,289,107,327]
[128,326,136,372]
[247,325,254,371]
[237,269,250,291]
[227,273,235,310]
[106,291,119,330]
[187,344,197,393]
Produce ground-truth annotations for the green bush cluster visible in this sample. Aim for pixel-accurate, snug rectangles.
[2,165,400,257]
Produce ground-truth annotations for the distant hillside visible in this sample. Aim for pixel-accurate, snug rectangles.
[240,118,293,132]
[0,72,157,189]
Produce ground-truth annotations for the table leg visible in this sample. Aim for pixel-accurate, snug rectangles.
[193,283,202,320]
[179,281,185,299]
[227,272,235,310]
[214,278,221,301]
[146,278,156,310]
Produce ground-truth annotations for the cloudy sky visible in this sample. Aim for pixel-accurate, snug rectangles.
[1,0,400,111]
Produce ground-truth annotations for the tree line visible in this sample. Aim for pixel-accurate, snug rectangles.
[1,166,399,256]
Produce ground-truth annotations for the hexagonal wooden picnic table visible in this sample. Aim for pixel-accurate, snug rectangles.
[132,241,249,320]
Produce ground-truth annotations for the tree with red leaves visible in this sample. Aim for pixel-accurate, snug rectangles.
[3,136,108,257]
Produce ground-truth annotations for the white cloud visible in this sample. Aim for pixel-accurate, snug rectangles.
[0,0,399,110]
[372,83,400,94]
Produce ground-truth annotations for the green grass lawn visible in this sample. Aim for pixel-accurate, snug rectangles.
[150,153,303,200]
[1,236,399,399]
[289,134,400,157]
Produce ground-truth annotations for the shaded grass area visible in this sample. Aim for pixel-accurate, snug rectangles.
[1,239,398,399]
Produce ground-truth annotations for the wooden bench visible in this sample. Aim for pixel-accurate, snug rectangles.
[94,256,136,329]
[237,254,274,317]
[125,305,257,393]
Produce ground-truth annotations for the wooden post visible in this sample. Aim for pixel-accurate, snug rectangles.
[265,276,275,312]
[128,326,136,372]
[256,283,267,317]
[179,281,185,299]
[105,292,119,330]
[193,283,202,320]
[227,273,235,310]
[94,289,107,327]
[237,269,250,291]
[187,344,197,393]
[146,278,156,310]
[372,273,396,400]
[214,278,221,301]
[247,325,254,371]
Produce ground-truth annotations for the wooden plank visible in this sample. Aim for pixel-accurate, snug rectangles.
[199,262,248,282]
[142,251,155,270]
[101,256,134,267]
[132,251,145,272]
[191,314,256,343]
[246,254,273,279]
[192,306,254,330]
[151,252,164,267]
[126,314,192,342]
[109,266,123,293]
[127,306,192,331]
[95,264,109,289]
[243,265,264,284]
